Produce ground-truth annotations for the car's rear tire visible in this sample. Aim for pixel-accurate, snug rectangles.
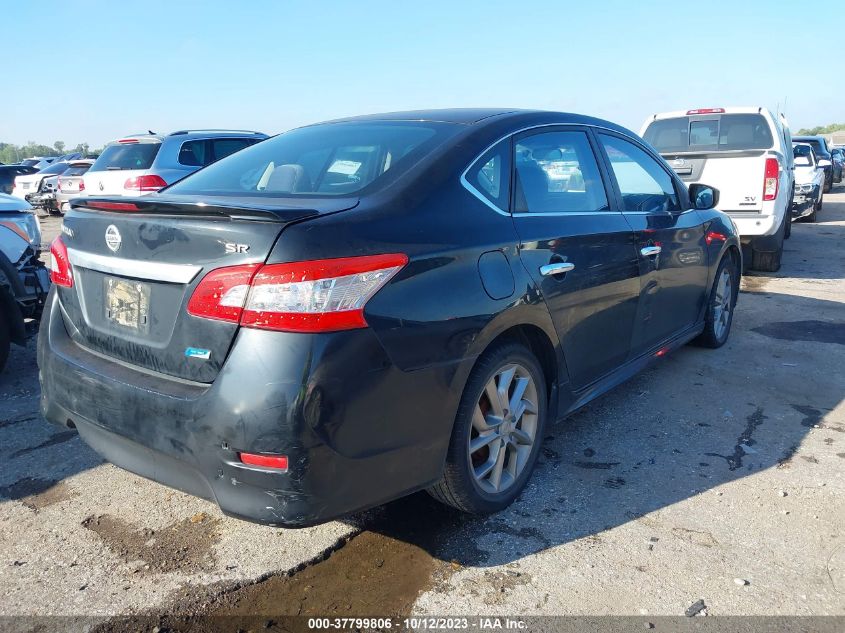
[428,341,548,514]
[695,254,738,349]
[750,219,784,272]
[0,310,10,373]
[784,215,792,240]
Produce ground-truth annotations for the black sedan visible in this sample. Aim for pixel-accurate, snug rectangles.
[39,109,741,526]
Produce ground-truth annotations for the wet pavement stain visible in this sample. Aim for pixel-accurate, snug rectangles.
[706,407,767,471]
[0,477,77,511]
[82,513,221,574]
[604,477,626,488]
[752,320,845,345]
[96,494,489,632]
[10,430,77,458]
[793,404,825,428]
[0,414,37,430]
[574,461,620,469]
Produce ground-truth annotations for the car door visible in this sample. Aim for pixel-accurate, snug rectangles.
[511,127,641,390]
[595,132,709,357]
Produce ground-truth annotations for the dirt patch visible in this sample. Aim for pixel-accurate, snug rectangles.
[0,477,77,511]
[82,513,221,574]
[671,527,718,548]
[741,276,771,292]
[209,530,436,618]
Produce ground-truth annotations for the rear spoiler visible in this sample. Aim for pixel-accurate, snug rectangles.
[69,196,356,222]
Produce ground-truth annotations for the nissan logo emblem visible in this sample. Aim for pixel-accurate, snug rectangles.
[105,225,122,253]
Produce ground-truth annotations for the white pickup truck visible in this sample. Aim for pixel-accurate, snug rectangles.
[640,107,794,272]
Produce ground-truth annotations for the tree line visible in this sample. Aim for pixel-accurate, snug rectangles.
[796,123,845,136]
[0,141,102,164]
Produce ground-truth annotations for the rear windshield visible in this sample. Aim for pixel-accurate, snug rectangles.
[793,144,814,164]
[38,162,71,175]
[63,165,91,176]
[166,122,460,198]
[89,142,160,172]
[794,139,828,157]
[643,114,774,152]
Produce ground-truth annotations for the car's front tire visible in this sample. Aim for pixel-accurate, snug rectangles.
[696,254,738,349]
[428,341,547,514]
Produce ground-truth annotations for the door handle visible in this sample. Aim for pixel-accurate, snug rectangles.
[539,262,575,276]
[640,246,662,257]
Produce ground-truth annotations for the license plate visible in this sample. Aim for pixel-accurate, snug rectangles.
[104,277,150,332]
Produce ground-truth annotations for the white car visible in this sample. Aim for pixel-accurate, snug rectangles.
[791,143,825,222]
[11,161,71,202]
[641,107,794,272]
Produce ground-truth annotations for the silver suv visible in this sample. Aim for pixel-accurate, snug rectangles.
[83,129,267,197]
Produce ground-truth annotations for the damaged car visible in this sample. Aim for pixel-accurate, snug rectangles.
[0,194,50,371]
[38,109,740,526]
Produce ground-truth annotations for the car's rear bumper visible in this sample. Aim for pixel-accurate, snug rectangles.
[38,290,460,526]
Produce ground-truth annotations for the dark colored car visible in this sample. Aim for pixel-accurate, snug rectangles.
[39,109,741,527]
[0,165,38,194]
[0,195,50,371]
[830,148,844,184]
[792,135,834,191]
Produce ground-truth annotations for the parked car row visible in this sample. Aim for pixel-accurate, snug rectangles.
[641,107,838,273]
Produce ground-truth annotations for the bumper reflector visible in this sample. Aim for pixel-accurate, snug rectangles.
[239,452,289,470]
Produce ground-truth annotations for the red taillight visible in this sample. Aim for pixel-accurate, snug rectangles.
[686,108,725,115]
[78,179,85,192]
[763,158,779,201]
[239,453,288,470]
[186,264,261,323]
[187,254,408,333]
[705,231,728,246]
[57,177,64,191]
[50,237,73,287]
[124,174,167,192]
[85,201,140,211]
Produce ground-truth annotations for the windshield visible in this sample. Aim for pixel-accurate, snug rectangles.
[89,142,160,172]
[644,113,774,152]
[167,121,461,198]
[794,139,828,157]
[62,165,91,176]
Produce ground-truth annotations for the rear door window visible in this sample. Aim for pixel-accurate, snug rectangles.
[512,130,608,214]
[177,140,208,167]
[211,138,258,163]
[89,142,160,172]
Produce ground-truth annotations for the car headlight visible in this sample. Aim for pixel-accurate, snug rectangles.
[794,183,813,194]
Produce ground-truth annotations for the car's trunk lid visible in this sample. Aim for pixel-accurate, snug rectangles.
[57,194,357,383]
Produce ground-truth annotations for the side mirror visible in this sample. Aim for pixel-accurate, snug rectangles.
[818,159,832,167]
[689,183,719,210]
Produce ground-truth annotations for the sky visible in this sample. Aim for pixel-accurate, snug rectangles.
[2,0,838,149]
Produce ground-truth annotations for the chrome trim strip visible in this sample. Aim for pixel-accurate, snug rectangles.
[67,248,202,284]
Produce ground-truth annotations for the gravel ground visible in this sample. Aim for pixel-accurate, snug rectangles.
[0,195,843,623]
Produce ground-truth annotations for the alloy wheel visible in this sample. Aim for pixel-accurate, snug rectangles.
[468,363,539,495]
[712,269,733,341]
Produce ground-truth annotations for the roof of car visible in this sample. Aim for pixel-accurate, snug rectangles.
[648,106,774,120]
[109,130,268,144]
[321,109,528,124]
